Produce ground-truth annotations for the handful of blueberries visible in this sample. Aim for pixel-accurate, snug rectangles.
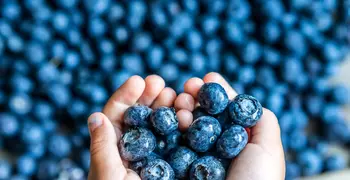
[119,82,263,179]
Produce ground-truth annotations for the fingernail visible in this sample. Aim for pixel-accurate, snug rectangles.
[88,114,103,133]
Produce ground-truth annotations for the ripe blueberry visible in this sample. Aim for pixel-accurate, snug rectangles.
[198,83,229,115]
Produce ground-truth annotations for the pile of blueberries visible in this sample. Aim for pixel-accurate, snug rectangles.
[0,0,349,179]
[120,83,262,179]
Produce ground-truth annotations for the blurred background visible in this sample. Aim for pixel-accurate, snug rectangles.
[0,0,349,179]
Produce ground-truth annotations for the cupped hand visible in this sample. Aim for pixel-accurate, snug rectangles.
[87,73,285,180]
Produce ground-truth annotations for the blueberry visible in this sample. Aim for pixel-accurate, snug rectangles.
[325,154,346,171]
[265,92,285,116]
[83,0,111,15]
[119,127,156,161]
[189,156,225,180]
[256,66,277,90]
[48,134,72,158]
[131,153,162,174]
[286,161,301,180]
[224,20,246,45]
[289,130,307,152]
[0,113,19,137]
[185,29,203,51]
[150,107,178,135]
[140,159,175,180]
[168,146,198,179]
[64,51,80,70]
[216,125,248,158]
[297,149,323,176]
[113,26,129,43]
[155,130,182,156]
[132,32,152,52]
[124,105,152,128]
[107,2,125,23]
[330,85,349,105]
[37,159,59,179]
[187,116,221,152]
[121,54,145,75]
[189,53,207,76]
[47,84,71,108]
[192,107,209,120]
[279,111,294,133]
[52,11,69,33]
[240,40,262,64]
[0,160,11,179]
[17,155,37,176]
[198,83,229,115]
[8,93,32,115]
[261,0,285,20]
[88,17,107,38]
[21,123,45,144]
[228,94,263,128]
[201,15,219,36]
[237,65,256,85]
[284,30,308,57]
[146,45,164,70]
[262,20,281,43]
[158,63,180,83]
[248,87,266,104]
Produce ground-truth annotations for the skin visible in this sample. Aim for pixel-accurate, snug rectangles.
[87,72,285,180]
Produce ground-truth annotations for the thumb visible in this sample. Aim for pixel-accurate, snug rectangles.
[87,112,127,180]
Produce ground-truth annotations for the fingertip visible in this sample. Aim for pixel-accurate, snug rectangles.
[151,87,177,109]
[176,109,193,132]
[138,75,166,106]
[174,93,195,111]
[184,77,204,99]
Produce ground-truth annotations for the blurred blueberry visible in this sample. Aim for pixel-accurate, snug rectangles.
[31,5,52,22]
[325,154,346,171]
[51,40,67,59]
[158,63,180,83]
[17,155,37,176]
[55,0,78,9]
[256,66,276,90]
[108,2,125,23]
[127,0,147,29]
[32,100,54,120]
[88,17,107,38]
[205,38,222,56]
[132,32,152,52]
[281,56,303,85]
[314,12,333,32]
[109,70,132,91]
[37,159,59,180]
[150,5,168,29]
[289,0,311,10]
[305,95,324,117]
[0,19,13,37]
[121,54,144,75]
[146,45,164,70]
[42,118,57,134]
[82,83,108,104]
[25,42,47,66]
[100,55,117,73]
[9,93,32,115]
[37,63,60,84]
[265,92,284,116]
[323,41,343,62]
[227,0,251,21]
[10,174,28,180]
[237,65,255,85]
[326,119,350,143]
[201,15,219,36]
[312,78,329,95]
[248,86,266,104]
[224,20,246,45]
[114,26,129,43]
[59,70,73,85]
[223,53,239,75]
[0,113,19,137]
[297,149,323,176]
[286,162,301,180]
[182,0,199,14]
[262,20,281,43]
[278,111,294,133]
[169,13,193,38]
[47,84,71,108]
[0,160,11,179]
[330,85,349,105]
[27,142,46,159]
[65,28,82,47]
[32,24,52,43]
[262,46,281,66]
[1,1,21,21]
[185,29,203,51]
[169,48,187,66]
[10,74,34,93]
[83,0,111,15]
[190,53,206,76]
[52,11,69,33]
[80,41,96,64]
[284,30,308,57]
[292,109,309,129]
[21,122,45,144]
[64,51,80,70]
[240,40,262,64]
[261,0,285,20]
[289,130,308,152]
[322,104,344,124]
[231,82,245,94]
[48,134,72,158]
[7,34,24,53]
[98,39,115,55]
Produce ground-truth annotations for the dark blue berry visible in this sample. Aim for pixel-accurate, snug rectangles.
[189,156,225,180]
[186,116,221,152]
[216,125,248,158]
[119,127,156,161]
[228,94,263,128]
[168,146,198,179]
[140,159,175,180]
[198,83,229,115]
[124,105,152,128]
[150,107,178,135]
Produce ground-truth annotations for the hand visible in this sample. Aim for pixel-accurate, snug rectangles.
[87,73,285,180]
[87,75,176,180]
[175,72,286,180]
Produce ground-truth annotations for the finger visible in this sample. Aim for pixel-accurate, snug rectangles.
[202,72,237,99]
[103,76,145,129]
[176,109,193,132]
[88,112,127,180]
[151,87,177,109]
[184,77,204,100]
[250,108,283,153]
[138,75,165,106]
[174,93,195,112]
